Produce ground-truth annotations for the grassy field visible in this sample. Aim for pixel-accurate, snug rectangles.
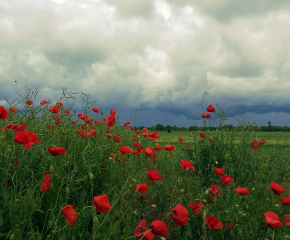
[1,92,290,240]
[156,130,290,145]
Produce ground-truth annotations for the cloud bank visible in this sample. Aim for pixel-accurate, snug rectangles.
[1,0,290,126]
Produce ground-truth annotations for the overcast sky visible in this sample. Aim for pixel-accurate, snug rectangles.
[1,0,290,127]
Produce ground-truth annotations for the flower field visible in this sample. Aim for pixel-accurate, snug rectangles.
[1,91,290,240]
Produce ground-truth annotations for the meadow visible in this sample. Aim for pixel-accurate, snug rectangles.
[1,91,290,240]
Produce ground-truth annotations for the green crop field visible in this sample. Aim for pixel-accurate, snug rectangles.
[156,131,290,145]
[1,91,290,240]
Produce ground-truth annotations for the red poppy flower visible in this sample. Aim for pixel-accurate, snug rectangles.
[148,131,160,140]
[214,167,225,175]
[40,100,48,105]
[113,136,121,142]
[55,102,63,109]
[1,123,12,132]
[201,113,211,118]
[14,131,41,149]
[189,201,204,215]
[48,146,66,156]
[259,139,267,145]
[143,128,148,132]
[252,139,259,151]
[206,104,216,113]
[78,113,88,121]
[234,186,249,195]
[65,109,70,115]
[92,194,111,213]
[150,220,168,236]
[178,137,185,142]
[53,115,61,124]
[93,107,99,113]
[180,159,195,171]
[14,159,18,169]
[170,204,189,226]
[119,146,132,154]
[220,175,233,184]
[145,147,153,157]
[132,142,139,147]
[209,137,213,142]
[62,205,78,226]
[136,183,148,196]
[133,149,140,155]
[225,222,234,230]
[280,196,290,205]
[209,185,221,196]
[3,123,26,132]
[283,214,290,227]
[88,129,96,137]
[136,130,141,134]
[262,211,282,228]
[155,145,163,151]
[270,182,285,195]
[146,169,164,182]
[49,106,59,113]
[199,131,206,139]
[9,107,17,113]
[41,172,51,193]
[134,219,154,240]
[0,106,9,120]
[183,145,189,149]
[204,216,222,229]
[107,109,116,127]
[164,145,176,151]
[26,100,33,105]
[71,121,76,125]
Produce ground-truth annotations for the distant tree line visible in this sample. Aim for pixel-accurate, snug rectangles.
[134,124,290,132]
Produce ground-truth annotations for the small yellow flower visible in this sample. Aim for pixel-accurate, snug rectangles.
[216,161,218,164]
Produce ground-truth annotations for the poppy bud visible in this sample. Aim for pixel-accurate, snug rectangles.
[181,189,184,194]
[50,164,54,173]
[48,220,53,228]
[205,189,209,195]
[203,199,207,204]
[160,238,166,240]
[251,188,255,192]
[10,234,15,240]
[242,213,247,217]
[133,211,138,215]
[152,204,156,208]
[0,135,5,141]
[275,204,280,208]
[89,172,94,181]
[93,216,99,224]
[132,178,137,183]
